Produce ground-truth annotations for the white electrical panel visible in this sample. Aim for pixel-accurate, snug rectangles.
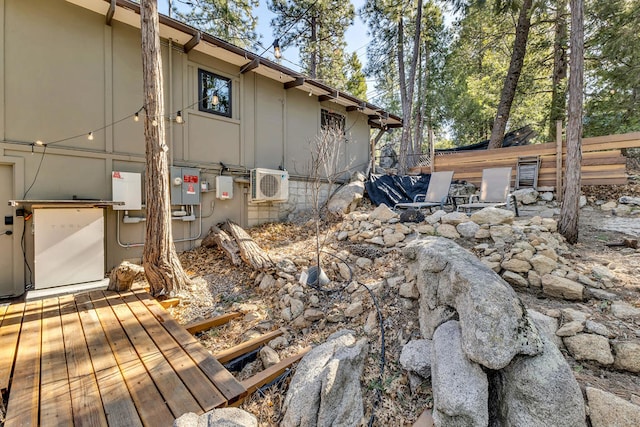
[216,176,234,200]
[34,208,105,289]
[112,171,142,210]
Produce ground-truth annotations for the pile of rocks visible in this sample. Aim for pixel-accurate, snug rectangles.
[403,236,585,426]
[251,199,639,426]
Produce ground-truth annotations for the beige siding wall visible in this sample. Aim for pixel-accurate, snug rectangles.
[0,0,372,274]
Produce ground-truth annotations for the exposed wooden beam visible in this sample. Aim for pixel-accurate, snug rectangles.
[368,119,383,129]
[183,32,201,53]
[284,77,305,90]
[346,102,366,112]
[318,90,338,102]
[240,58,260,74]
[106,0,116,26]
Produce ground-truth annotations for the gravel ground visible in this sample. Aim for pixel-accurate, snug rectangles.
[163,176,640,426]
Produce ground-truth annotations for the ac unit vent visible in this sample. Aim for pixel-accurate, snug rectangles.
[250,168,289,203]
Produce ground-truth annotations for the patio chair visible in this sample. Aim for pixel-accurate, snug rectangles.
[515,155,541,189]
[394,170,455,212]
[456,167,518,216]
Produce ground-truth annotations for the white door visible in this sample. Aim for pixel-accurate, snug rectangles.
[34,208,105,289]
[0,165,21,297]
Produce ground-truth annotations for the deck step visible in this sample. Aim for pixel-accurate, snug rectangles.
[185,312,242,334]
[215,330,284,364]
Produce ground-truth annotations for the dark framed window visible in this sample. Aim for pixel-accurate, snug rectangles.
[198,69,232,118]
[321,109,345,133]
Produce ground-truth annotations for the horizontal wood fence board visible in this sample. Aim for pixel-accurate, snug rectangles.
[431,132,634,191]
[582,131,640,145]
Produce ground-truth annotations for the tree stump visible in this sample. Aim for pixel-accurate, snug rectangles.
[108,261,145,292]
[224,220,275,271]
[203,225,242,266]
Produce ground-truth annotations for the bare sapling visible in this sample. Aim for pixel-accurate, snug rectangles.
[306,125,356,288]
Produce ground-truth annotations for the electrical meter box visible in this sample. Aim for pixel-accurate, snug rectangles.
[216,176,234,200]
[170,167,201,205]
[112,171,142,210]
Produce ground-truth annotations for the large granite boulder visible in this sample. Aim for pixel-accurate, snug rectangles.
[431,321,488,427]
[327,177,365,217]
[587,387,640,427]
[490,317,586,427]
[404,237,542,370]
[174,409,257,427]
[281,330,368,427]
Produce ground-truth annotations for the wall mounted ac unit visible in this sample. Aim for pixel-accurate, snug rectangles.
[250,168,289,203]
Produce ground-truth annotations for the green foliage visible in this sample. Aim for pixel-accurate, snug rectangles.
[171,0,259,49]
[268,0,354,89]
[362,0,449,153]
[344,52,368,99]
[441,1,554,146]
[583,0,640,137]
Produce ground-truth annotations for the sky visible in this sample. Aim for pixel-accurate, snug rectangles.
[159,0,372,73]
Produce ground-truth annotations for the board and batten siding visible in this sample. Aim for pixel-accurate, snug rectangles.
[0,0,372,271]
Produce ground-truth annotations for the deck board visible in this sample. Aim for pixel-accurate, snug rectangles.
[74,293,142,427]
[89,290,174,426]
[1,289,249,425]
[102,291,202,417]
[59,294,109,427]
[132,289,247,402]
[39,297,73,427]
[4,300,42,427]
[121,292,227,411]
[0,302,25,391]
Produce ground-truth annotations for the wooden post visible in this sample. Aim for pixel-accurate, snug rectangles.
[430,128,435,173]
[556,120,563,201]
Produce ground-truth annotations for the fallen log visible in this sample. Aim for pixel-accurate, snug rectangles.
[224,220,275,271]
[203,225,242,266]
[606,238,639,249]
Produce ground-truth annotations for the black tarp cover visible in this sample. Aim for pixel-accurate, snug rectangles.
[365,174,431,207]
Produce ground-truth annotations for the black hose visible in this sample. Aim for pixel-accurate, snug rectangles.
[303,250,386,426]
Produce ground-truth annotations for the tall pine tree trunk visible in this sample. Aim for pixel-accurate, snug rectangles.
[397,0,423,174]
[140,0,192,295]
[559,0,583,244]
[548,0,568,141]
[310,15,318,78]
[488,0,534,149]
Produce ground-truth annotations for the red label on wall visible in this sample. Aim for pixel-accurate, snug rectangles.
[183,175,199,183]
[112,171,122,179]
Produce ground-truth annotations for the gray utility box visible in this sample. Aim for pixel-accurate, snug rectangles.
[170,167,201,205]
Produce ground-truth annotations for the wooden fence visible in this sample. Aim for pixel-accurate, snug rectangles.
[411,131,640,190]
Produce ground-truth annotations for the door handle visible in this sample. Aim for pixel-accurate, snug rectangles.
[1,230,12,236]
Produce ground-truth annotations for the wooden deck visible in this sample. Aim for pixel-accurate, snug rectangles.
[0,289,247,426]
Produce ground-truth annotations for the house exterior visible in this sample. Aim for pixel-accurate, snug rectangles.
[0,0,401,297]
